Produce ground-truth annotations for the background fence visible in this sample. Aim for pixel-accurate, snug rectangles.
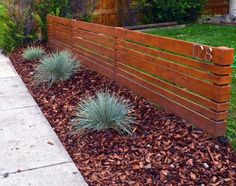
[47,15,234,136]
[92,0,230,26]
[2,0,230,27]
[205,0,229,15]
[93,0,121,26]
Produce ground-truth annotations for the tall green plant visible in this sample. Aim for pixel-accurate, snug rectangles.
[35,0,72,41]
[130,0,207,24]
[0,1,37,52]
[0,3,7,48]
[71,0,98,22]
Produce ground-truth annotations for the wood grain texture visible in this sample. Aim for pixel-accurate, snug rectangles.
[47,15,234,136]
[93,0,121,26]
[205,0,229,15]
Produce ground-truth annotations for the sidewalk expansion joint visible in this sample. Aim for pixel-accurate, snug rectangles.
[0,161,74,178]
[0,105,38,112]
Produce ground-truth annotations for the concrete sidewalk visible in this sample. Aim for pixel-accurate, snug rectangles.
[0,54,87,186]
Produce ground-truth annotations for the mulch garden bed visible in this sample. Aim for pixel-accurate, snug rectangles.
[10,44,236,185]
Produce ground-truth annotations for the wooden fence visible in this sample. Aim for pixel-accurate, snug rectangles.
[93,0,121,26]
[92,0,229,26]
[205,0,229,15]
[47,15,234,136]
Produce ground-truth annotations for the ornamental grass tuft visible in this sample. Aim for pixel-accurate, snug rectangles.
[22,46,45,60]
[34,50,80,86]
[71,91,135,135]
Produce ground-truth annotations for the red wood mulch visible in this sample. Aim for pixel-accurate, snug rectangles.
[9,45,236,186]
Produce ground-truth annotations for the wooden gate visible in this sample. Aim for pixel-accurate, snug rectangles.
[47,15,234,136]
[93,0,121,26]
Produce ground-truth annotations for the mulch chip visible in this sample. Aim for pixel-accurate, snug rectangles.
[10,45,236,185]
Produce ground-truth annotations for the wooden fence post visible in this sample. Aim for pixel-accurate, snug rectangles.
[113,35,118,81]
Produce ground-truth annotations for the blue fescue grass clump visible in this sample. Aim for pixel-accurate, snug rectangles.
[71,91,135,135]
[22,46,45,60]
[34,50,80,86]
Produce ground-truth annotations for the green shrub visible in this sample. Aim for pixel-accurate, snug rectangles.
[34,51,79,86]
[71,92,135,135]
[233,56,236,80]
[35,0,99,40]
[131,0,207,24]
[157,0,206,23]
[0,4,7,48]
[0,2,37,53]
[71,0,98,22]
[22,46,45,60]
[35,0,72,41]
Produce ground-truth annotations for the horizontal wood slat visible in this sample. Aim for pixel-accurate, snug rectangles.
[118,40,233,76]
[117,45,232,85]
[116,49,231,102]
[115,71,227,137]
[73,29,115,48]
[117,62,230,112]
[116,62,228,121]
[47,15,234,137]
[115,28,234,66]
[73,37,115,59]
[72,19,117,36]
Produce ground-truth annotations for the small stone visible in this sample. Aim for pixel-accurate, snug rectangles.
[146,144,152,148]
[170,164,175,168]
[203,163,209,169]
[144,163,152,169]
[3,173,9,178]
[215,145,219,149]
[47,141,54,145]
[200,184,205,186]
[51,95,56,100]
[190,172,197,180]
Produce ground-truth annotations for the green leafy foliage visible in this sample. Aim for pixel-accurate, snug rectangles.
[22,46,45,60]
[35,0,72,41]
[0,3,7,48]
[228,72,236,148]
[131,0,207,24]
[233,56,236,81]
[71,92,135,135]
[0,2,37,52]
[71,0,98,22]
[34,51,80,86]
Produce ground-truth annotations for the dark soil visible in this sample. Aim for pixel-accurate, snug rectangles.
[10,45,236,186]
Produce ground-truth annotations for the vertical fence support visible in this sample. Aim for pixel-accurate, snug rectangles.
[113,35,118,81]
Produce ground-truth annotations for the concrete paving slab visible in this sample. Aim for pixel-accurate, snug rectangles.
[0,162,87,186]
[0,76,29,96]
[0,94,37,111]
[0,53,88,185]
[0,106,74,174]
[0,77,37,110]
[0,58,17,78]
